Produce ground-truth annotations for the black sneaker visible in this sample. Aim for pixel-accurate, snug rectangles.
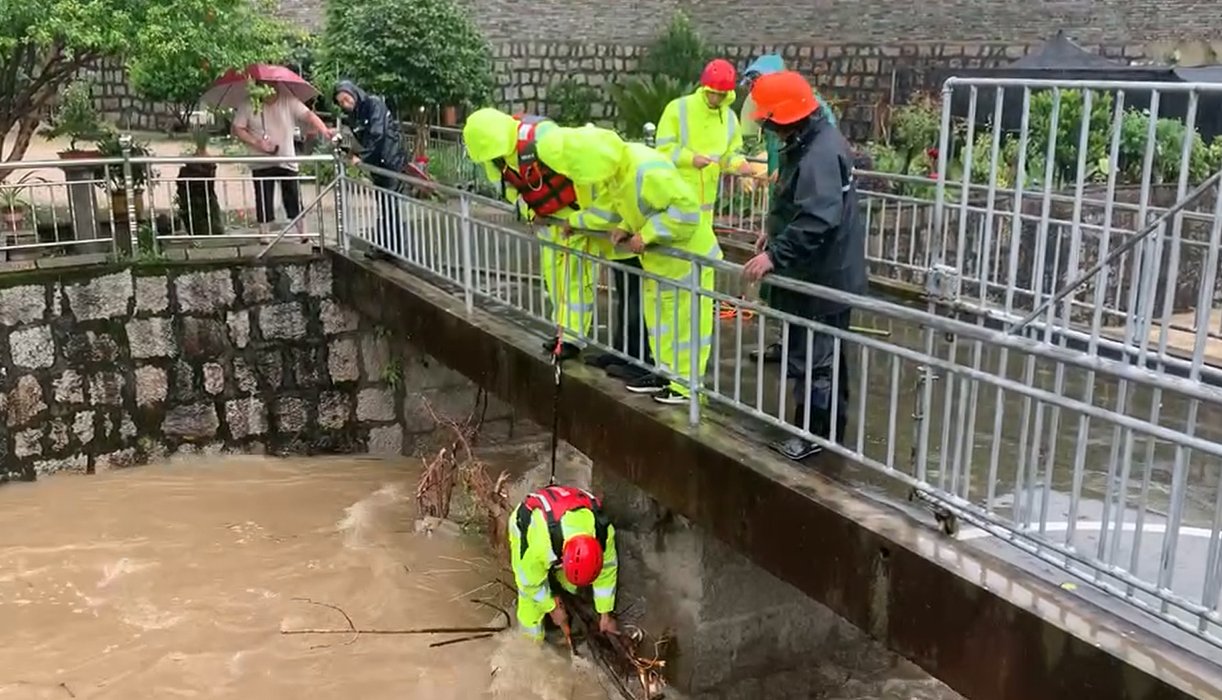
[606,363,649,380]
[625,374,668,394]
[652,387,688,405]
[770,436,822,461]
[584,353,626,370]
[749,343,783,364]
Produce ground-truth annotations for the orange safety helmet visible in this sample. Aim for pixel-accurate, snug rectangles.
[561,534,604,586]
[749,70,820,125]
[700,59,737,92]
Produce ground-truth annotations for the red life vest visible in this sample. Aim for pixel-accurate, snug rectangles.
[515,485,610,559]
[499,115,580,217]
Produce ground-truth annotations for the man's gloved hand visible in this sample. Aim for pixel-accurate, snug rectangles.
[598,613,619,636]
[548,598,569,631]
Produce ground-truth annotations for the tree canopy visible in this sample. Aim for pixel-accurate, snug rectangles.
[0,0,291,165]
[318,0,493,116]
[126,0,294,129]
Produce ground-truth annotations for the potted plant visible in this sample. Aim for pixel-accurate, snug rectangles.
[0,173,48,236]
[96,132,154,225]
[174,127,225,236]
[39,81,109,159]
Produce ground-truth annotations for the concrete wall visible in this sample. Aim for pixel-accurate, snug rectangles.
[0,255,515,483]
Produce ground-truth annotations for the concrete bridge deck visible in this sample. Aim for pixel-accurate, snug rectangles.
[331,248,1222,700]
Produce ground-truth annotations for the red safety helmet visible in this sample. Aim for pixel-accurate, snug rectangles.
[700,59,737,93]
[749,70,820,125]
[562,534,604,586]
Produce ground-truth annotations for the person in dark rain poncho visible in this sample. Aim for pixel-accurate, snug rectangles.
[740,70,866,462]
[335,80,408,256]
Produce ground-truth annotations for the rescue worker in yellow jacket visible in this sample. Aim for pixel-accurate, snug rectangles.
[509,485,619,642]
[655,59,755,238]
[541,126,720,404]
[462,108,597,361]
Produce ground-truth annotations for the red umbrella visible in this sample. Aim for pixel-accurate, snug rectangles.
[201,64,319,110]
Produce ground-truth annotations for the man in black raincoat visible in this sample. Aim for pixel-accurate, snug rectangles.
[741,71,866,462]
[335,80,408,257]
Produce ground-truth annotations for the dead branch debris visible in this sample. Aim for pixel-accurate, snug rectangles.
[414,389,512,553]
[283,596,512,650]
[562,592,670,700]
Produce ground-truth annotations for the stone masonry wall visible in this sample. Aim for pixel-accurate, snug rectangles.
[0,255,515,483]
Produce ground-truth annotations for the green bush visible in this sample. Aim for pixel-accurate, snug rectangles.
[609,74,689,139]
[547,78,599,126]
[319,0,492,114]
[39,81,109,151]
[639,12,712,84]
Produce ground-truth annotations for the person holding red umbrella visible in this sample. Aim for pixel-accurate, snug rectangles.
[204,65,333,236]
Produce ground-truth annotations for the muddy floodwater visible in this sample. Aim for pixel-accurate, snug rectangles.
[0,454,611,700]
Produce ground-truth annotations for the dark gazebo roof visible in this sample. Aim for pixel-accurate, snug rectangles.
[1008,31,1124,70]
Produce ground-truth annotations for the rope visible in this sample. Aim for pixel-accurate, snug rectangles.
[542,218,592,487]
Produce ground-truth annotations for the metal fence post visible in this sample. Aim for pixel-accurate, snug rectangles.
[117,135,137,258]
[460,191,474,314]
[331,135,348,253]
[688,261,702,427]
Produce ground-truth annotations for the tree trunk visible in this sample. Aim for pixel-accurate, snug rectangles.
[0,117,39,181]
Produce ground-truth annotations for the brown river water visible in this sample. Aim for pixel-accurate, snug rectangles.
[0,454,611,700]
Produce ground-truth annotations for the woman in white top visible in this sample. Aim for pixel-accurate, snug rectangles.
[231,86,333,235]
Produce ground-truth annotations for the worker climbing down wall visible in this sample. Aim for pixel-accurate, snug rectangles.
[655,58,756,238]
[509,485,620,642]
[462,108,597,361]
[551,127,718,405]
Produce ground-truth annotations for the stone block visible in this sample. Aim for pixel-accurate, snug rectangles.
[238,266,274,304]
[7,375,46,427]
[361,334,391,380]
[0,285,46,326]
[134,365,168,407]
[275,396,309,434]
[127,317,177,359]
[203,362,225,395]
[170,359,198,402]
[15,428,42,457]
[227,310,251,348]
[62,330,122,365]
[255,349,285,389]
[163,403,220,439]
[34,454,87,476]
[174,268,236,314]
[121,413,137,439]
[307,259,332,297]
[96,448,138,471]
[290,346,325,387]
[320,299,360,334]
[328,338,360,383]
[356,387,396,422]
[63,270,132,321]
[74,411,95,445]
[226,397,268,439]
[233,357,258,393]
[89,372,125,406]
[53,370,85,404]
[259,301,307,340]
[283,264,307,293]
[10,325,55,369]
[180,317,229,359]
[367,424,403,455]
[134,276,168,313]
[318,391,351,429]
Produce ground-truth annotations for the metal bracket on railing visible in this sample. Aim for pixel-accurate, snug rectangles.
[643,122,657,148]
[924,264,961,302]
[908,488,960,537]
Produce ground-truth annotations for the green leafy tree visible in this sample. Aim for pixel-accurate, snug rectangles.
[318,0,492,117]
[639,12,712,84]
[0,0,278,168]
[126,0,294,130]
